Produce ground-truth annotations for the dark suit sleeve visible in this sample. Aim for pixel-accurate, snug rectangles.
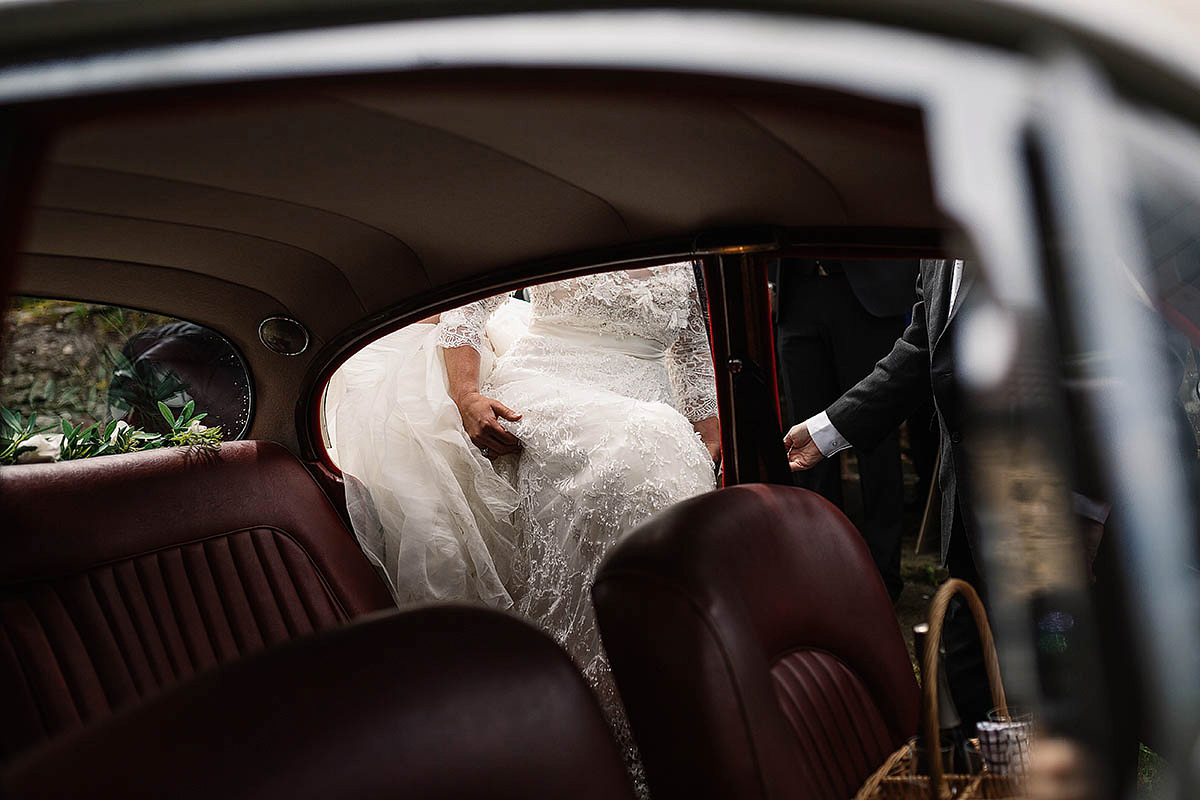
[825,271,932,452]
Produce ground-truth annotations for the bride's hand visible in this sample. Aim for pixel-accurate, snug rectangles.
[454,391,523,458]
[692,416,721,467]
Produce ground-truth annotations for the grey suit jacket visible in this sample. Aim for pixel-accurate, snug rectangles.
[825,258,972,563]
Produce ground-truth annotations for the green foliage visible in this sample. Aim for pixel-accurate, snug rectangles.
[57,419,104,461]
[0,407,53,464]
[105,346,190,432]
[65,303,132,332]
[56,418,163,461]
[0,402,222,466]
[158,400,222,450]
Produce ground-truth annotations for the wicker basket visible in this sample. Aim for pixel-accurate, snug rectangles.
[853,579,1026,800]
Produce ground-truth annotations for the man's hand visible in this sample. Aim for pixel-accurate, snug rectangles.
[453,391,523,458]
[783,422,824,471]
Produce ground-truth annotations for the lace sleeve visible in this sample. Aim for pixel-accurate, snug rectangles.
[435,294,509,354]
[667,285,719,422]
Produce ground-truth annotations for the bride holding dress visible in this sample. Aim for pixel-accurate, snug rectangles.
[329,260,719,694]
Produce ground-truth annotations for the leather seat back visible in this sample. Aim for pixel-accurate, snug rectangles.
[0,440,394,760]
[593,484,919,800]
[2,607,636,800]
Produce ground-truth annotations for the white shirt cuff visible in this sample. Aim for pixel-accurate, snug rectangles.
[805,410,852,458]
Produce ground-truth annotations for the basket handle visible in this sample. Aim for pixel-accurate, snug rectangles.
[922,578,1008,800]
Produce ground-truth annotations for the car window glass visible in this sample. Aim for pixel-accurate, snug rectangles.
[1129,157,1200,458]
[2,297,252,460]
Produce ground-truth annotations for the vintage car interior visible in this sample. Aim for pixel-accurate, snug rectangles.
[2,2,1200,798]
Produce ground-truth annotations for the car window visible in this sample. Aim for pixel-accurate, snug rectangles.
[2,297,252,462]
[1130,157,1200,459]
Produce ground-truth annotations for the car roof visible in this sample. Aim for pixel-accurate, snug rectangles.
[1,0,1198,89]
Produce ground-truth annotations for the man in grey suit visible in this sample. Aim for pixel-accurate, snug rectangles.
[774,258,920,601]
[784,257,993,725]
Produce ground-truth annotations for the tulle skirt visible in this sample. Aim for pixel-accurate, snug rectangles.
[325,312,523,609]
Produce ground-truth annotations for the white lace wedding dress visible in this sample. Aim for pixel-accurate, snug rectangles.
[435,264,718,675]
[328,263,717,785]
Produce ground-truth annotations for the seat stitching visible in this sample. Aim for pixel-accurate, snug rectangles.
[111,561,166,686]
[199,539,243,655]
[129,557,182,679]
[777,657,844,800]
[835,656,892,756]
[0,602,53,741]
[7,526,356,620]
[772,657,840,800]
[769,659,805,731]
[274,537,324,633]
[801,655,868,791]
[59,578,116,713]
[768,658,810,743]
[225,533,269,646]
[248,531,297,639]
[266,532,320,633]
[154,551,200,674]
[82,568,146,700]
[90,566,158,693]
[171,546,219,666]
[771,642,905,749]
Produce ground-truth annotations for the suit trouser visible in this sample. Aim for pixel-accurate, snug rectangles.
[777,272,907,600]
[943,518,994,728]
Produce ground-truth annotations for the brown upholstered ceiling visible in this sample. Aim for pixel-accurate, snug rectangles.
[13,75,939,446]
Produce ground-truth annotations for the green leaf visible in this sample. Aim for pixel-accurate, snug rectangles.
[182,399,195,422]
[0,407,21,432]
[158,401,176,427]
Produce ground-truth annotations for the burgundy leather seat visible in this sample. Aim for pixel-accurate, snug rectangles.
[593,484,919,800]
[0,440,394,761]
[2,606,636,800]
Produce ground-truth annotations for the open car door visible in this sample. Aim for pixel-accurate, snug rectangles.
[960,48,1200,799]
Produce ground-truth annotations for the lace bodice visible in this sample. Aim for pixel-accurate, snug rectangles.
[437,264,718,421]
